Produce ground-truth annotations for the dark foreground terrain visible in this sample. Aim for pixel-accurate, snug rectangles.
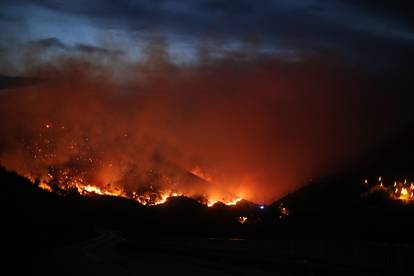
[2,166,414,275]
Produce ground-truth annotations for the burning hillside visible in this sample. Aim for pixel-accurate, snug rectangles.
[25,163,244,207]
[0,49,408,204]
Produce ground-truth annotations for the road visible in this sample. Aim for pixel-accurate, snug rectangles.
[27,228,283,275]
[25,229,382,275]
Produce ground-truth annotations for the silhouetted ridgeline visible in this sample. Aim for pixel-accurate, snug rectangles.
[2,165,414,246]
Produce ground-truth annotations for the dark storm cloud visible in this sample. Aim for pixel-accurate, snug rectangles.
[202,0,253,15]
[344,0,414,27]
[9,0,151,19]
[74,44,124,56]
[0,0,413,72]
[28,37,66,50]
[26,37,125,57]
[4,0,413,38]
[0,13,19,22]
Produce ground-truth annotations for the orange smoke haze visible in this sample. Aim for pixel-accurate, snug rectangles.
[0,48,405,203]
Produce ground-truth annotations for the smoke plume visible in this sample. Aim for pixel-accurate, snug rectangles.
[0,42,405,203]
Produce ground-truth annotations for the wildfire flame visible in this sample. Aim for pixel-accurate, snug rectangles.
[364,177,414,203]
[30,172,245,207]
[190,166,213,182]
[278,203,290,219]
[207,199,218,207]
[132,190,184,206]
[225,197,243,206]
[38,181,53,192]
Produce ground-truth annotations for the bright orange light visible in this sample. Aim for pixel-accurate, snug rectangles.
[207,199,218,207]
[225,197,243,206]
[39,181,52,192]
[25,170,247,208]
[190,166,213,182]
[366,177,414,204]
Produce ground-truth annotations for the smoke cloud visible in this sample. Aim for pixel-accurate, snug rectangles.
[0,42,405,203]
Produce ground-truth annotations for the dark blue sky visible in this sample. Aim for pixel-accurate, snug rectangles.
[1,0,413,74]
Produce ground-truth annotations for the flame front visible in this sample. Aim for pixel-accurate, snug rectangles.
[31,172,245,207]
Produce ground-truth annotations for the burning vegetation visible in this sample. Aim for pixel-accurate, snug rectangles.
[278,203,290,219]
[364,176,414,203]
[27,166,245,207]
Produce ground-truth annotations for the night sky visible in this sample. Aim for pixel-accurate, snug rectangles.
[1,0,414,73]
[0,1,414,203]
